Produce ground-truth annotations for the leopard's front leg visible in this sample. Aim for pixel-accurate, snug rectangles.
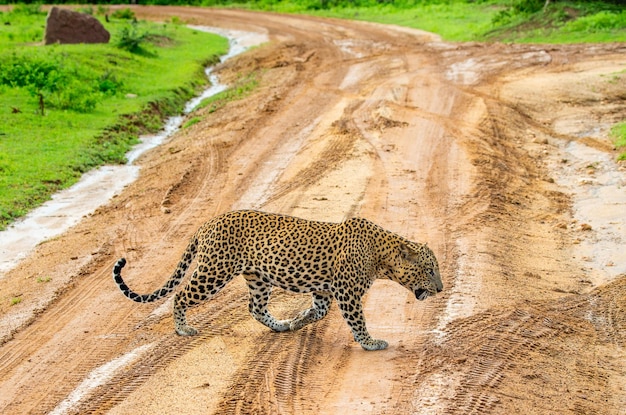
[245,277,291,332]
[289,291,332,331]
[333,287,388,351]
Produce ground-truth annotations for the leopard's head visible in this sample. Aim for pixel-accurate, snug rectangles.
[394,242,443,301]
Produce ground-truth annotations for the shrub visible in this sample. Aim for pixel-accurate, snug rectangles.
[98,71,123,95]
[492,0,545,25]
[564,10,626,32]
[48,78,102,113]
[0,53,114,114]
[0,55,64,114]
[111,8,136,20]
[116,22,150,54]
[11,3,45,16]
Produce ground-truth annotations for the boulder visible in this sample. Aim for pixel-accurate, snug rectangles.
[44,7,110,45]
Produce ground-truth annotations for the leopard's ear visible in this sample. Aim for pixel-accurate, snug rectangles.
[399,243,409,258]
[399,243,418,261]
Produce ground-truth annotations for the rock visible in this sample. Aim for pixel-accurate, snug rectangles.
[44,7,110,45]
[578,177,597,185]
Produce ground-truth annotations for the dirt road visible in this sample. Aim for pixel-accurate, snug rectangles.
[1,7,625,414]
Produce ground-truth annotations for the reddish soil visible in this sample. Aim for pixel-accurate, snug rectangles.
[1,7,625,415]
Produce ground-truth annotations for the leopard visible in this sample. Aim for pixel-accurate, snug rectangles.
[113,210,442,351]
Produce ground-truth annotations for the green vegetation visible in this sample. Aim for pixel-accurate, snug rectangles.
[300,1,498,41]
[183,117,201,129]
[610,122,626,160]
[185,0,626,43]
[5,1,620,43]
[0,0,624,230]
[197,73,259,113]
[0,6,228,230]
[487,0,626,43]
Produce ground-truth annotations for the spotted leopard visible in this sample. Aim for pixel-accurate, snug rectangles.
[113,210,442,350]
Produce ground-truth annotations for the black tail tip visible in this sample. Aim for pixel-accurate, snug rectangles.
[114,258,127,273]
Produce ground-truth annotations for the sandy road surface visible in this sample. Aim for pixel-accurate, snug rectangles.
[1,7,625,414]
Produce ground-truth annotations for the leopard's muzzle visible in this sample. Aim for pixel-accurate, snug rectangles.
[414,288,429,301]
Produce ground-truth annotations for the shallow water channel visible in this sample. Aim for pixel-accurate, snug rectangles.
[0,27,267,276]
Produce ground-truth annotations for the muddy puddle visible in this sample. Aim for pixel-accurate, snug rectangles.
[0,27,267,276]
[550,140,626,284]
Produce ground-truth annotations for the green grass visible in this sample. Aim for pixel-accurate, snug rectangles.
[207,0,626,43]
[197,73,259,113]
[0,6,228,230]
[183,117,201,129]
[308,2,500,42]
[610,122,626,160]
[484,2,626,43]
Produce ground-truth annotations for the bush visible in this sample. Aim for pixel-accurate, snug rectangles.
[492,0,545,25]
[116,22,150,54]
[10,3,46,16]
[0,55,63,114]
[48,78,101,112]
[564,10,626,32]
[111,8,136,20]
[98,71,123,95]
[0,53,116,114]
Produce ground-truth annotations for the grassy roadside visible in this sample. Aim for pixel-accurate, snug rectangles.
[611,122,626,161]
[203,0,626,43]
[304,2,501,41]
[0,6,228,230]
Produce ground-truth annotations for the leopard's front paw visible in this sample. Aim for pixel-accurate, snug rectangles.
[271,319,291,332]
[289,308,316,331]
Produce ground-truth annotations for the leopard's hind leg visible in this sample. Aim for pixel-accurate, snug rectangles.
[173,266,234,336]
[244,274,291,332]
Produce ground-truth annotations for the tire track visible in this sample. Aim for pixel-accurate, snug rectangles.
[212,302,330,415]
[74,286,250,414]
[257,119,362,210]
[425,279,626,415]
[440,307,572,415]
[575,276,626,348]
[0,264,146,415]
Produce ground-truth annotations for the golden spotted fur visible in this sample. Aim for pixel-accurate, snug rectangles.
[113,210,442,350]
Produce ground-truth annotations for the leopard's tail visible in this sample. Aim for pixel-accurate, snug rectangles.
[113,234,199,303]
